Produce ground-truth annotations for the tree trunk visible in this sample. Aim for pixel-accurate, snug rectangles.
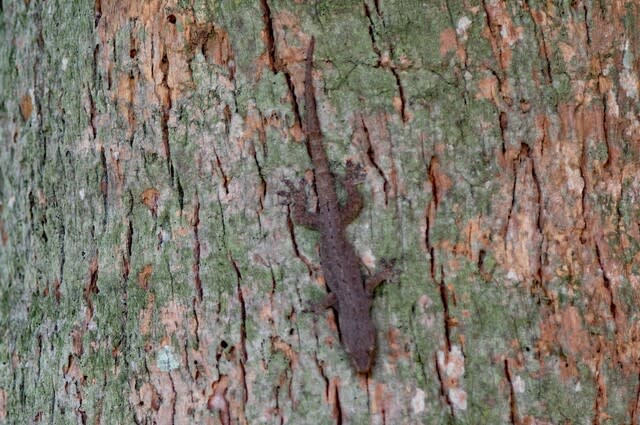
[2,1,640,424]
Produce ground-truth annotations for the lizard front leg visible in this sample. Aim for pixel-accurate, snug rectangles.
[340,160,364,225]
[365,260,396,294]
[279,178,320,229]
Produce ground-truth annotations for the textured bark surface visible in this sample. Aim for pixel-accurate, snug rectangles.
[2,0,640,424]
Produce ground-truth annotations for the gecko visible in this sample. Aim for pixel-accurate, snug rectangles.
[280,37,393,374]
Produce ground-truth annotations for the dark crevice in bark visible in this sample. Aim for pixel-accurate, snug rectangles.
[92,42,99,91]
[125,218,133,269]
[427,156,439,208]
[168,372,177,425]
[213,148,229,194]
[176,174,184,212]
[360,116,389,205]
[88,89,97,140]
[524,0,552,84]
[334,384,343,425]
[229,255,249,407]
[94,0,102,27]
[259,0,302,130]
[499,112,508,155]
[425,155,439,282]
[118,217,132,370]
[438,267,452,353]
[99,145,108,228]
[314,354,330,400]
[215,192,227,245]
[266,266,277,327]
[36,333,42,379]
[381,399,387,425]
[260,0,278,73]
[83,257,100,322]
[408,303,430,385]
[581,2,591,46]
[632,372,640,424]
[127,70,136,147]
[480,0,501,70]
[159,52,174,183]
[274,384,283,425]
[58,220,66,288]
[504,359,519,425]
[192,297,201,348]
[504,152,518,250]
[578,114,589,243]
[192,192,203,302]
[363,2,407,122]
[434,351,454,417]
[373,0,382,17]
[250,136,267,227]
[427,244,436,283]
[390,64,407,122]
[526,143,544,294]
[284,71,303,133]
[593,353,604,425]
[284,209,314,275]
[595,243,618,329]
[363,3,382,58]
[601,98,612,170]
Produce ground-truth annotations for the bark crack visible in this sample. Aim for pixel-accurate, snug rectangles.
[523,0,552,83]
[438,267,452,353]
[284,208,315,276]
[434,351,454,417]
[158,52,174,182]
[192,192,203,302]
[504,358,519,425]
[360,115,389,205]
[99,146,108,228]
[229,254,249,410]
[426,155,439,281]
[363,2,407,122]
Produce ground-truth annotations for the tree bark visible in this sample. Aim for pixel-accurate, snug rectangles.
[2,1,640,424]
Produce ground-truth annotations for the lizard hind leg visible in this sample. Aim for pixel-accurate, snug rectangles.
[278,178,320,229]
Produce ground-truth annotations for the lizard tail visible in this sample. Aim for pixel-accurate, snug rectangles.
[304,37,319,139]
[304,36,330,172]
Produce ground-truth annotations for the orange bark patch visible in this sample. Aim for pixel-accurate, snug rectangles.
[538,306,591,379]
[203,27,234,67]
[327,377,343,419]
[138,292,155,335]
[140,188,160,215]
[557,42,576,64]
[557,307,590,356]
[19,93,32,120]
[439,27,457,57]
[137,264,153,290]
[476,75,498,100]
[482,1,523,69]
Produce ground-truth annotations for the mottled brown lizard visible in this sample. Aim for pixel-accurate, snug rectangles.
[280,37,393,373]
